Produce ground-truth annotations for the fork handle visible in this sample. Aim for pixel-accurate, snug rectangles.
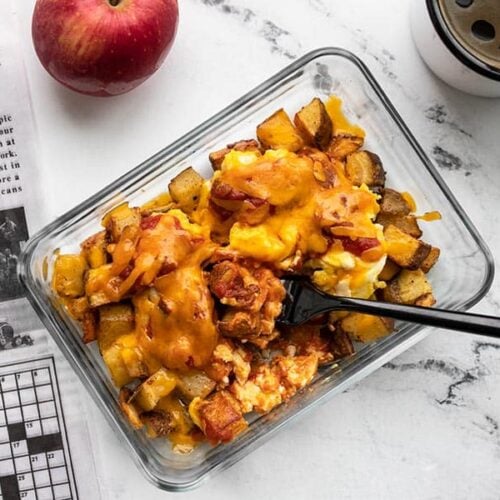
[333,296,500,338]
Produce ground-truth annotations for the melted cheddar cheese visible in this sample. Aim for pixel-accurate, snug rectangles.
[194,148,385,298]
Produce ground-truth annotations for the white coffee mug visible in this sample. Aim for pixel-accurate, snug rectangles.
[410,0,500,98]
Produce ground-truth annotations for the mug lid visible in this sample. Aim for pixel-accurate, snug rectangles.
[428,0,500,81]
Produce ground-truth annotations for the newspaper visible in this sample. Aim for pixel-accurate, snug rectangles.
[0,3,101,499]
[0,2,45,339]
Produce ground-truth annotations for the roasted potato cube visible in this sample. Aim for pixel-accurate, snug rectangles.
[415,293,436,307]
[81,231,108,269]
[132,368,177,411]
[168,167,204,213]
[379,188,411,215]
[102,203,141,243]
[141,410,175,438]
[156,395,194,436]
[85,265,114,307]
[345,151,385,187]
[97,303,134,352]
[339,313,394,343]
[383,269,434,305]
[103,344,133,387]
[376,213,422,239]
[379,259,401,282]
[176,370,216,401]
[384,224,431,269]
[81,310,97,344]
[65,296,90,320]
[209,139,261,170]
[101,203,141,243]
[119,388,143,430]
[121,347,148,379]
[209,148,230,171]
[196,391,248,444]
[330,328,355,358]
[257,109,304,152]
[53,254,88,298]
[326,133,364,159]
[294,97,332,150]
[420,246,440,273]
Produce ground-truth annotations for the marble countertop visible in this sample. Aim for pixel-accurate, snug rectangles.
[13,0,500,498]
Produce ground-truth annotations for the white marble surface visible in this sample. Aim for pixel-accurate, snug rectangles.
[13,0,500,498]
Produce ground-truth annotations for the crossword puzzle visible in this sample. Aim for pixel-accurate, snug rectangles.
[0,357,78,500]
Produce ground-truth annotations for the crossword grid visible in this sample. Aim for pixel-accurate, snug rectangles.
[0,358,78,500]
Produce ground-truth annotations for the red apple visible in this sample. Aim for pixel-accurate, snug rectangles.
[32,0,178,97]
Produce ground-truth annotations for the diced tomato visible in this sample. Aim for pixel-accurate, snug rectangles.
[140,214,162,230]
[335,236,380,256]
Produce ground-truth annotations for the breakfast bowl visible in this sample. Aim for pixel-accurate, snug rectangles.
[18,47,494,491]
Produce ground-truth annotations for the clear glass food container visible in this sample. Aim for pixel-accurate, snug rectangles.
[19,48,494,492]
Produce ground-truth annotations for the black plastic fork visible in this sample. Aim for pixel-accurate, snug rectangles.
[277,278,500,338]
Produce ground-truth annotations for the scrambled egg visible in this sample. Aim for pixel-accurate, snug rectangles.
[195,148,386,299]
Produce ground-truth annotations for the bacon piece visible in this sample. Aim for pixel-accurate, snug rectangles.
[211,181,248,201]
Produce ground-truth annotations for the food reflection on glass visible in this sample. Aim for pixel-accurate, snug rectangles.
[52,96,441,452]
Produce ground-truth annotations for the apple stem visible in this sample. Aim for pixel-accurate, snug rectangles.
[109,0,120,6]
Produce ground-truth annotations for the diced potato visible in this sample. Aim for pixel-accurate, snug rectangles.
[97,303,135,352]
[196,390,248,444]
[376,213,422,238]
[53,254,88,298]
[132,368,177,411]
[209,149,230,171]
[81,310,97,344]
[209,139,261,171]
[345,151,385,187]
[384,224,431,269]
[257,109,304,152]
[155,395,194,436]
[420,246,440,273]
[339,313,394,343]
[330,328,355,358]
[383,269,434,305]
[326,133,364,159]
[415,292,436,307]
[80,231,108,269]
[379,259,401,281]
[175,370,216,401]
[379,188,411,215]
[102,203,141,243]
[141,410,174,438]
[121,347,148,379]
[168,167,204,213]
[293,97,332,150]
[102,344,133,387]
[65,296,90,320]
[119,388,143,430]
[85,265,113,307]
